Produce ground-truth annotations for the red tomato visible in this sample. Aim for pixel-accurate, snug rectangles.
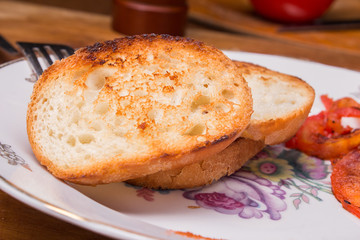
[286,114,360,160]
[286,95,360,160]
[331,148,360,219]
[250,0,334,24]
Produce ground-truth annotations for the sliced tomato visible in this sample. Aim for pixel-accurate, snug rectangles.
[286,116,360,159]
[331,148,360,219]
[326,96,360,111]
[286,95,360,160]
[322,95,360,135]
[320,94,333,110]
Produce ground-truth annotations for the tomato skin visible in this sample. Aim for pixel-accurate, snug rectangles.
[250,0,334,24]
[291,95,360,219]
[286,95,360,160]
[286,115,360,160]
[331,148,360,219]
[320,95,333,110]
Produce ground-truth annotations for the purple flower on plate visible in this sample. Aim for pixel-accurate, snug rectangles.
[294,155,328,180]
[195,192,244,213]
[247,158,293,182]
[278,149,329,180]
[184,170,287,220]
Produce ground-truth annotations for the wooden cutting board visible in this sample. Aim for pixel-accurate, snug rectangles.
[189,0,360,57]
[1,1,360,71]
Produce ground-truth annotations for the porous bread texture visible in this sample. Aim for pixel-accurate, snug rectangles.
[127,138,264,189]
[237,61,315,145]
[27,34,253,185]
[129,61,315,190]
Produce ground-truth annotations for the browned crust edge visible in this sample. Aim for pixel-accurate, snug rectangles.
[127,138,265,189]
[28,129,242,185]
[235,61,315,145]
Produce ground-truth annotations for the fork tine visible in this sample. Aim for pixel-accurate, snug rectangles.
[38,46,53,66]
[52,44,75,58]
[62,45,75,56]
[17,42,44,78]
[17,42,75,81]
[51,45,65,59]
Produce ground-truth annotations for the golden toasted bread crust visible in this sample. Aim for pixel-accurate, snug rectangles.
[127,138,264,189]
[236,61,315,145]
[27,35,252,185]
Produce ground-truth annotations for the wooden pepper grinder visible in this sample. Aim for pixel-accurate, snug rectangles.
[112,0,188,36]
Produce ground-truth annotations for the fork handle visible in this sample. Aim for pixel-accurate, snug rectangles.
[0,35,18,54]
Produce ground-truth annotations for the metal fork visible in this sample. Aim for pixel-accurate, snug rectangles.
[0,35,18,54]
[17,42,75,82]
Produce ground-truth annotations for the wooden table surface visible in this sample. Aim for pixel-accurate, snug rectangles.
[1,1,360,239]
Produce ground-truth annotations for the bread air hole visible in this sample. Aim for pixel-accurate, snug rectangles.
[86,74,105,90]
[66,135,76,147]
[85,67,116,91]
[78,133,95,144]
[191,95,210,112]
[185,124,205,136]
[133,89,148,97]
[221,89,234,99]
[147,108,163,122]
[113,129,125,137]
[77,101,85,109]
[95,102,109,114]
[215,103,230,113]
[71,111,80,124]
[171,90,183,106]
[48,129,54,137]
[91,121,102,131]
[118,89,129,97]
[71,68,89,83]
[57,133,63,140]
[114,117,122,126]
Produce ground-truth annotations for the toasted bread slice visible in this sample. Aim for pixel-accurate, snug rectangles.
[128,61,315,189]
[127,138,264,189]
[27,34,252,185]
[237,61,315,145]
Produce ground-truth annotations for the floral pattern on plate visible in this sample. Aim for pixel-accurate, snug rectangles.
[2,132,332,221]
[126,144,332,221]
[183,145,332,220]
[124,183,170,201]
[1,141,31,171]
[184,170,287,220]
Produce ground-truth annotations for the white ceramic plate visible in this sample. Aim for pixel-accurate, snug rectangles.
[1,51,360,240]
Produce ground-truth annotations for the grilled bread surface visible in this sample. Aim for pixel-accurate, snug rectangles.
[129,61,315,189]
[27,34,252,185]
[238,61,315,145]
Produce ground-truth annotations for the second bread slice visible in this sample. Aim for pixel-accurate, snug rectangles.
[238,61,315,145]
[128,61,315,189]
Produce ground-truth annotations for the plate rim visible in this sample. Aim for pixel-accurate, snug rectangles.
[1,51,359,239]
[0,57,181,240]
[0,175,170,240]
